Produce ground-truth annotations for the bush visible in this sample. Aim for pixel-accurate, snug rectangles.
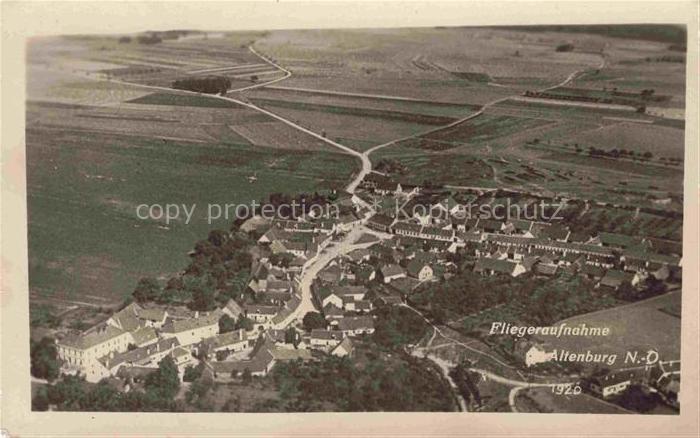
[556,43,574,52]
[302,312,326,331]
[30,337,60,381]
[172,76,231,94]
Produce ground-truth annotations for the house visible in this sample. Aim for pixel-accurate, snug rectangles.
[56,325,135,382]
[332,285,367,302]
[331,337,355,358]
[589,371,638,398]
[107,302,168,331]
[597,232,643,249]
[318,263,343,283]
[208,347,276,380]
[223,299,244,320]
[367,214,395,233]
[314,286,344,308]
[473,257,527,277]
[170,347,194,368]
[199,329,250,359]
[600,270,638,289]
[539,224,570,242]
[137,308,168,328]
[257,226,292,244]
[160,309,222,346]
[346,248,372,263]
[354,300,373,313]
[381,264,407,283]
[407,259,434,281]
[479,219,505,233]
[534,262,558,277]
[244,304,279,323]
[354,265,377,283]
[507,219,536,237]
[581,264,605,281]
[420,226,454,242]
[337,316,375,336]
[337,212,362,232]
[309,329,344,348]
[523,344,555,367]
[130,326,158,348]
[99,337,181,376]
[393,222,423,238]
[323,304,345,321]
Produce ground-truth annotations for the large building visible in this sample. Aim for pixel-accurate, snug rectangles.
[56,325,134,382]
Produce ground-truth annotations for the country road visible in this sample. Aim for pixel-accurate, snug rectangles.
[363,49,606,161]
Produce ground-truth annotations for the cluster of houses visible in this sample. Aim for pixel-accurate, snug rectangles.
[518,341,680,408]
[54,175,682,391]
[56,302,229,383]
[587,360,680,407]
[358,173,681,291]
[54,211,377,385]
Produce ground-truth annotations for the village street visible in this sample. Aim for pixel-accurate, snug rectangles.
[271,225,387,329]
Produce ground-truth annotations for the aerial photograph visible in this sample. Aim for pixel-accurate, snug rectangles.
[27,24,685,414]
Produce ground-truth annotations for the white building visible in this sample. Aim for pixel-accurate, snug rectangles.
[56,325,134,383]
[160,310,222,346]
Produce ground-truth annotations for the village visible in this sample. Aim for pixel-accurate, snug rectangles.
[48,167,682,411]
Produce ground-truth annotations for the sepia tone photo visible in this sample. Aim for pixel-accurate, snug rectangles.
[3,4,696,433]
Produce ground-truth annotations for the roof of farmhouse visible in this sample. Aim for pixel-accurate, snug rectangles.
[58,324,129,350]
[161,309,222,334]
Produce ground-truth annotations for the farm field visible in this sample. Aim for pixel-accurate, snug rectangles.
[243,86,481,117]
[417,114,556,149]
[254,27,608,102]
[564,122,685,160]
[372,146,495,187]
[536,291,682,371]
[246,102,445,152]
[26,97,356,305]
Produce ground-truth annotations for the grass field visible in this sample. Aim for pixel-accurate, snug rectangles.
[26,114,356,305]
[536,291,682,371]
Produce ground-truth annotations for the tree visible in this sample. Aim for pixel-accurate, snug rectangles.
[32,386,50,411]
[208,229,229,247]
[30,337,60,381]
[219,314,236,334]
[302,311,326,331]
[242,368,252,384]
[183,363,204,383]
[616,385,659,413]
[145,357,180,399]
[47,375,87,410]
[284,327,298,346]
[133,277,161,303]
[189,280,217,311]
[235,314,254,331]
[269,252,295,268]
